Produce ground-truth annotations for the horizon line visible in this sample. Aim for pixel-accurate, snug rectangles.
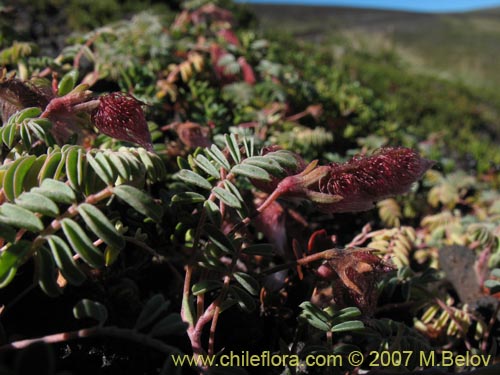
[235,0,500,14]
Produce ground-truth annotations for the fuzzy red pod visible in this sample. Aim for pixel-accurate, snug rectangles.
[316,147,434,212]
[91,92,153,151]
[255,147,433,214]
[217,29,240,47]
[237,57,256,85]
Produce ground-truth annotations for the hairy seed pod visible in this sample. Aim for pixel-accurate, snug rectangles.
[316,147,434,212]
[257,147,433,214]
[92,92,153,151]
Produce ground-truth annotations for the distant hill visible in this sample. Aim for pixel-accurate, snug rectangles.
[248,3,500,90]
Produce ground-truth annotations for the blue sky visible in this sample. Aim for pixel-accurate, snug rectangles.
[236,0,500,13]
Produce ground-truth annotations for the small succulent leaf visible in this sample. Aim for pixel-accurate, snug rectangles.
[0,240,32,284]
[331,320,365,333]
[204,224,235,254]
[212,186,241,209]
[192,280,223,296]
[16,192,60,217]
[233,272,259,296]
[104,246,121,266]
[12,155,37,199]
[224,133,241,164]
[2,158,25,202]
[177,169,212,190]
[23,154,47,191]
[106,151,131,180]
[138,148,157,182]
[244,156,284,175]
[78,203,125,250]
[61,218,104,268]
[86,152,113,185]
[37,151,63,182]
[231,163,271,181]
[194,154,220,178]
[171,192,206,204]
[73,299,108,325]
[47,235,86,286]
[57,70,79,96]
[33,178,76,204]
[204,200,222,226]
[206,145,231,170]
[113,185,163,222]
[35,246,62,297]
[0,203,44,231]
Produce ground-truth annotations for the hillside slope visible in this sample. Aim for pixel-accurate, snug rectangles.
[249,3,500,89]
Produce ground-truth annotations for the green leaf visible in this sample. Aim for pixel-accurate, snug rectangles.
[16,192,60,217]
[224,133,241,164]
[37,151,63,181]
[86,152,113,185]
[36,246,62,297]
[177,169,212,190]
[177,156,190,170]
[32,178,76,204]
[17,107,42,122]
[330,307,362,325]
[491,268,500,278]
[0,267,17,288]
[61,218,104,268]
[192,280,223,296]
[194,154,220,178]
[231,164,271,181]
[206,145,231,170]
[107,151,131,180]
[113,185,163,222]
[58,70,78,96]
[268,150,300,169]
[150,314,187,337]
[138,148,157,182]
[2,158,24,202]
[223,180,244,203]
[135,294,170,331]
[104,246,121,266]
[242,244,275,256]
[47,235,86,286]
[13,155,37,199]
[0,240,32,285]
[19,122,32,147]
[233,272,259,296]
[23,154,47,191]
[78,203,125,250]
[2,122,16,148]
[204,224,235,254]
[331,320,365,333]
[244,156,284,175]
[299,302,331,331]
[212,187,241,209]
[204,200,221,226]
[73,299,108,325]
[171,192,206,204]
[27,118,54,145]
[484,279,500,293]
[0,203,44,231]
[66,147,85,189]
